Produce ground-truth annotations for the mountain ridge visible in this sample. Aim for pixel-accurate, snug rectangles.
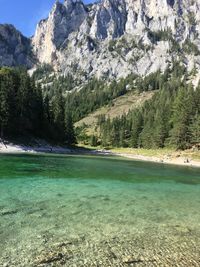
[0,24,35,68]
[1,0,200,82]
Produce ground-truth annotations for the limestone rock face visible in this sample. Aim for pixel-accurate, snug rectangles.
[32,0,87,65]
[0,24,35,68]
[89,0,127,40]
[1,0,200,81]
[31,0,200,80]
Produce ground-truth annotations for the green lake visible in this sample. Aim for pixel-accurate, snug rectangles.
[0,154,200,266]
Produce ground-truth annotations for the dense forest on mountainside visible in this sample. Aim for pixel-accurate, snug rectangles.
[0,63,200,151]
[43,69,164,122]
[97,84,200,150]
[0,67,75,144]
[74,64,200,150]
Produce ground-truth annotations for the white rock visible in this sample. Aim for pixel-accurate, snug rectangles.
[1,0,200,81]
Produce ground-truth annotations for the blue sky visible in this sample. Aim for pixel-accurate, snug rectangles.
[0,0,93,37]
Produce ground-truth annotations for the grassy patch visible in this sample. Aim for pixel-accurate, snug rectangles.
[77,144,200,162]
[109,147,174,157]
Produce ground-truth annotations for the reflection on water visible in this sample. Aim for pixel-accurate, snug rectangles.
[0,154,200,266]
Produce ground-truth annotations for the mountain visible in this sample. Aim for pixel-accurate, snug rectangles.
[0,24,35,68]
[32,0,200,81]
[1,0,200,82]
[0,0,200,150]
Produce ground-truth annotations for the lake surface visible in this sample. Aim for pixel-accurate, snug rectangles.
[0,154,200,267]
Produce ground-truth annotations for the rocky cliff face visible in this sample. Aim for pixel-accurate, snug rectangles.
[1,0,200,81]
[31,0,200,80]
[0,24,35,68]
[32,0,87,65]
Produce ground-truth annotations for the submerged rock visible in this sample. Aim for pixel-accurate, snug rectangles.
[36,252,64,265]
[0,209,19,216]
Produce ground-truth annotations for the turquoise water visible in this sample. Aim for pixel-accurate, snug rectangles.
[0,154,200,266]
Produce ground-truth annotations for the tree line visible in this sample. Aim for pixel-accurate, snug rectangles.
[64,72,166,122]
[96,74,200,150]
[1,63,199,151]
[0,67,76,144]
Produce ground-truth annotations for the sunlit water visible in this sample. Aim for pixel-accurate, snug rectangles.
[0,154,200,266]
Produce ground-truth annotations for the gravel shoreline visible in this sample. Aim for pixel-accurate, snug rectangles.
[0,142,200,168]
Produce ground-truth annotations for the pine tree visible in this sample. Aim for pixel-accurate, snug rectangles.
[0,68,13,138]
[170,87,194,149]
[65,111,76,145]
[0,82,9,138]
[51,89,65,141]
[130,110,143,148]
[90,135,98,147]
[189,112,200,145]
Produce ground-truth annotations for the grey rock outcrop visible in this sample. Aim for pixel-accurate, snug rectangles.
[31,0,200,80]
[32,0,87,65]
[0,24,35,68]
[1,0,200,81]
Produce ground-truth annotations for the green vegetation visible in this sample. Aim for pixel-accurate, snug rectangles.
[64,72,164,123]
[108,37,151,58]
[66,76,138,122]
[75,90,154,134]
[147,29,173,44]
[78,65,200,150]
[0,67,76,144]
[32,63,54,81]
[182,38,200,56]
[1,61,200,153]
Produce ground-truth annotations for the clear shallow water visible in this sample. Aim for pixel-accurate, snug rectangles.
[0,154,200,267]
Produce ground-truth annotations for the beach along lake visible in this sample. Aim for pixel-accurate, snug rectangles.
[0,154,200,266]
